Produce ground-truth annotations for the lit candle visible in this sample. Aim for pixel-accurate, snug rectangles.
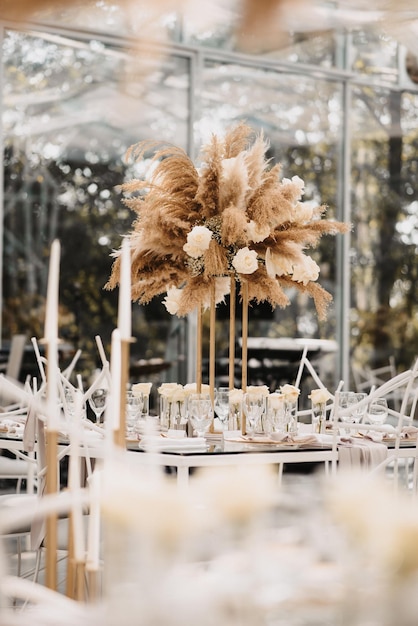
[117,238,132,341]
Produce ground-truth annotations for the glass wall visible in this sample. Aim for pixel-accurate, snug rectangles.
[1,27,191,386]
[1,15,418,396]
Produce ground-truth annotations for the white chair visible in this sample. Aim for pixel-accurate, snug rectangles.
[0,450,35,494]
[331,360,418,488]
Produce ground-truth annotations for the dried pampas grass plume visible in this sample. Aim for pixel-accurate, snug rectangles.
[107,122,350,321]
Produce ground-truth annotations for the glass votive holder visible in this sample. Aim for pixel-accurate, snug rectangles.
[265,393,286,435]
[285,398,298,436]
[312,401,327,434]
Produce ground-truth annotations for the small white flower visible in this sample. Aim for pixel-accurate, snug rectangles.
[183,225,212,258]
[309,388,331,405]
[245,220,271,243]
[265,248,294,278]
[232,247,258,274]
[291,255,320,285]
[163,287,183,315]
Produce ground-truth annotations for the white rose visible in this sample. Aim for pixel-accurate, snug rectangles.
[282,175,305,197]
[291,255,320,285]
[183,225,212,258]
[232,247,258,274]
[132,382,152,397]
[309,388,331,405]
[280,384,300,401]
[184,383,211,396]
[268,393,285,410]
[294,201,314,224]
[158,383,182,399]
[246,385,269,397]
[229,388,243,406]
[246,220,271,243]
[172,387,186,403]
[265,248,294,278]
[163,287,183,315]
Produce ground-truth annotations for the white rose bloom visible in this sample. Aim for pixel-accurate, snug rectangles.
[246,385,270,397]
[158,382,182,399]
[183,225,212,258]
[163,287,183,315]
[291,255,320,285]
[265,248,294,278]
[132,382,152,396]
[268,393,285,410]
[246,220,271,243]
[172,386,186,403]
[309,388,331,405]
[183,242,205,258]
[184,383,211,396]
[229,388,243,406]
[280,384,300,401]
[294,201,314,224]
[232,247,258,274]
[282,175,305,196]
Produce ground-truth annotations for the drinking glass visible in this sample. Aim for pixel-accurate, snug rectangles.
[351,392,368,424]
[214,387,230,430]
[64,387,86,420]
[338,391,357,431]
[243,393,265,436]
[125,391,144,435]
[88,388,108,425]
[188,393,213,437]
[367,398,388,425]
[266,393,286,435]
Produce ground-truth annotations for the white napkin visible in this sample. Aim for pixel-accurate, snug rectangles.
[338,437,387,469]
[139,435,207,452]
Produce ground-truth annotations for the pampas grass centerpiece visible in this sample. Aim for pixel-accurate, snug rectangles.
[107,122,349,399]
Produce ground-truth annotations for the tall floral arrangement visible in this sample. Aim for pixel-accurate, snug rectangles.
[106,123,349,319]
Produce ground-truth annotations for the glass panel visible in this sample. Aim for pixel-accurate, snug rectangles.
[350,86,418,377]
[350,29,399,83]
[198,60,343,393]
[2,29,190,392]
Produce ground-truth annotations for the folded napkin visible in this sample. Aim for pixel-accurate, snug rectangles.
[401,425,418,439]
[139,435,207,452]
[224,433,332,448]
[338,437,387,469]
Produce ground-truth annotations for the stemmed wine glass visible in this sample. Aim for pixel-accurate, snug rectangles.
[214,387,230,430]
[367,398,388,425]
[188,393,213,437]
[88,388,108,425]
